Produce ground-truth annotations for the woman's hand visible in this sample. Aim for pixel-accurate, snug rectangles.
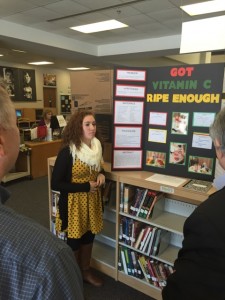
[89,181,98,192]
[96,173,105,187]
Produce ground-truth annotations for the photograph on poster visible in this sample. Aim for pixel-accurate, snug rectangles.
[192,112,215,127]
[188,155,213,175]
[169,142,187,165]
[146,150,166,168]
[114,100,144,124]
[113,150,142,169]
[149,111,167,126]
[171,112,189,135]
[114,126,142,148]
[192,132,212,149]
[116,69,146,81]
[148,128,167,143]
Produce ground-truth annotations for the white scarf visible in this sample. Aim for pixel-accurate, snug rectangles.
[69,137,102,171]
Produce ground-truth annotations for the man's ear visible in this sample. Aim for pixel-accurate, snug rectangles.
[0,136,5,158]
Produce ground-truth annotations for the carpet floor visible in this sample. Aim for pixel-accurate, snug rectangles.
[4,176,156,300]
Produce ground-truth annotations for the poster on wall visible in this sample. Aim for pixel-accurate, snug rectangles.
[19,69,37,101]
[0,66,20,99]
[143,63,224,181]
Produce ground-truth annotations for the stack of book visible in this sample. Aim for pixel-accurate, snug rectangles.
[137,255,174,289]
[119,217,171,257]
[129,187,164,219]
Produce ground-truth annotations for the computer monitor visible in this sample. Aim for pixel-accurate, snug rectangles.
[50,115,60,131]
[35,109,43,121]
[50,115,66,139]
[16,109,22,118]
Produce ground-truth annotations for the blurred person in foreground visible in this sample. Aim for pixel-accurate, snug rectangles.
[51,110,105,287]
[0,81,84,300]
[162,107,225,300]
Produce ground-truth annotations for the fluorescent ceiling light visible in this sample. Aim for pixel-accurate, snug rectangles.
[67,67,90,70]
[70,19,128,33]
[181,0,225,16]
[180,15,225,53]
[28,61,54,65]
[0,54,3,57]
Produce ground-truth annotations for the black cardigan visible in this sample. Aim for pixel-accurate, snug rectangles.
[51,146,90,230]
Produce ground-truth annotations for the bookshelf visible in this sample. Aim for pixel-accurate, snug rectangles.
[47,157,214,299]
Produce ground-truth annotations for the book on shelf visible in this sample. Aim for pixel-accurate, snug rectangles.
[135,188,148,217]
[121,248,128,275]
[130,250,139,278]
[151,228,162,256]
[158,262,168,282]
[124,247,132,276]
[146,259,159,287]
[121,217,133,245]
[118,245,123,271]
[146,226,158,256]
[146,192,165,219]
[134,227,145,249]
[130,220,144,248]
[52,190,60,217]
[138,190,156,219]
[137,190,151,218]
[123,185,135,213]
[152,261,167,288]
[120,182,124,212]
[130,188,147,216]
[119,218,123,242]
[137,255,150,283]
[139,226,152,252]
[154,230,171,256]
[142,226,153,254]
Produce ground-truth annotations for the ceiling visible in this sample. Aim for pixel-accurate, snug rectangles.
[0,0,224,70]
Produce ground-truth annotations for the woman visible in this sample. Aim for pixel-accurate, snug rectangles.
[39,109,52,127]
[51,111,105,287]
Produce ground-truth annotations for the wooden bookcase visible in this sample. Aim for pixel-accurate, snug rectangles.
[47,157,214,299]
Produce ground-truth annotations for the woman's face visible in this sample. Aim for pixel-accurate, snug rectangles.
[82,115,96,144]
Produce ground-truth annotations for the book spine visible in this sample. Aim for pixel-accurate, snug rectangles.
[135,189,148,217]
[134,227,145,249]
[124,247,132,276]
[137,191,150,218]
[138,256,150,283]
[120,182,124,212]
[121,248,128,275]
[146,227,158,256]
[139,226,151,251]
[142,191,156,219]
[118,245,123,271]
[129,188,143,216]
[142,227,153,254]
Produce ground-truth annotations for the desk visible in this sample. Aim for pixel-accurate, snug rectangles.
[25,140,62,179]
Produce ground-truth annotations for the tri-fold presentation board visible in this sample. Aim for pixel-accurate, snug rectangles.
[112,63,225,182]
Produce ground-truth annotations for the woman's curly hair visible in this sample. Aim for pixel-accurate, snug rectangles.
[61,110,102,150]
